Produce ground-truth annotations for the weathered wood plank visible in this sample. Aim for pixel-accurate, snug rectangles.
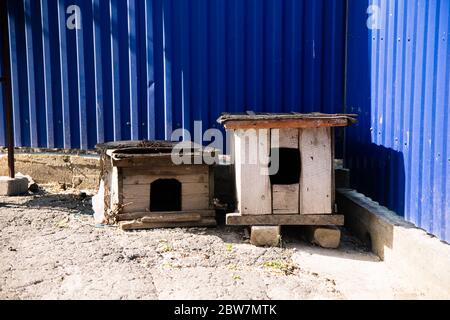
[122,184,149,200]
[224,118,349,130]
[299,127,333,214]
[123,165,209,176]
[110,166,120,208]
[182,182,209,196]
[112,154,207,167]
[116,210,216,221]
[272,184,299,214]
[122,182,209,200]
[118,167,123,205]
[102,157,113,216]
[123,172,208,185]
[234,129,272,215]
[331,129,336,212]
[120,199,149,213]
[271,128,299,148]
[226,213,344,226]
[123,164,208,177]
[182,193,210,211]
[140,213,202,223]
[121,192,210,213]
[120,218,217,230]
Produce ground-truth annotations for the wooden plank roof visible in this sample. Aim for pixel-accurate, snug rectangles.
[217,112,357,129]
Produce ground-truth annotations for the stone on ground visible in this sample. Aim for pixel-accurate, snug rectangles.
[17,173,39,193]
[0,176,29,196]
[306,226,341,249]
[250,226,281,247]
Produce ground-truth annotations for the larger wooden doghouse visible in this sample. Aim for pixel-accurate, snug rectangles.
[95,141,217,230]
[217,113,356,230]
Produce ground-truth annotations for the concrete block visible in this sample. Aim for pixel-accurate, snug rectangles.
[306,226,341,249]
[0,176,29,196]
[16,172,39,193]
[336,188,450,297]
[250,226,281,247]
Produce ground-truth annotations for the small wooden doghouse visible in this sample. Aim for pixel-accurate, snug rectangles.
[95,141,216,230]
[217,113,356,228]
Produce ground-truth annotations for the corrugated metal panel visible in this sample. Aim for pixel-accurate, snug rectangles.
[346,0,450,242]
[2,0,448,243]
[0,0,346,150]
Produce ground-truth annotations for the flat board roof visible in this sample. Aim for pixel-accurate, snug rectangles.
[217,112,357,129]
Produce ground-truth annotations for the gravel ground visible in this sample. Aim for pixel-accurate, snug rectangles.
[0,188,431,300]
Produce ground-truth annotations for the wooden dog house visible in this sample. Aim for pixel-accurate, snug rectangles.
[217,113,356,227]
[95,141,216,230]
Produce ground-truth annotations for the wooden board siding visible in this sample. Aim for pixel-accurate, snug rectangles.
[120,218,216,230]
[226,213,344,226]
[122,182,208,199]
[272,184,299,214]
[120,194,210,213]
[122,165,209,182]
[270,128,299,149]
[117,210,215,221]
[234,129,272,215]
[120,165,210,213]
[299,127,333,214]
[111,166,121,210]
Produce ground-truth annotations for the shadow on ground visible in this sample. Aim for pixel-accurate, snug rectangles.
[0,191,94,216]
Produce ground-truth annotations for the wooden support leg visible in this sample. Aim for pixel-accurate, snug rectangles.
[250,226,281,247]
[306,226,341,249]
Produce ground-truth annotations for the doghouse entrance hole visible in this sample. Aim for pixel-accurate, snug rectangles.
[269,148,301,185]
[150,179,182,212]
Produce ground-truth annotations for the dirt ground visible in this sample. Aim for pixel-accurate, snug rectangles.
[0,187,433,300]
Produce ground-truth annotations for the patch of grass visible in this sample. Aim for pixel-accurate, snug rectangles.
[55,217,69,229]
[227,264,238,271]
[161,245,173,253]
[262,260,296,275]
[157,243,173,253]
[225,243,233,252]
[263,260,288,270]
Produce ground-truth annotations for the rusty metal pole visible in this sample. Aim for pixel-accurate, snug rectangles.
[1,0,15,178]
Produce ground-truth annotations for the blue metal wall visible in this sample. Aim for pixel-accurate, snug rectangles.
[0,0,346,150]
[346,0,450,242]
[4,0,448,242]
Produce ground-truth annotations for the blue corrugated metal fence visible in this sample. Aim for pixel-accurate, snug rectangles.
[1,0,449,243]
[346,0,450,242]
[0,0,346,149]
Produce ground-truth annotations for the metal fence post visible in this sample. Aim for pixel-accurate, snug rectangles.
[1,0,15,178]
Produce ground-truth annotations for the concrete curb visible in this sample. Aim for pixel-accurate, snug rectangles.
[0,152,100,190]
[337,188,450,297]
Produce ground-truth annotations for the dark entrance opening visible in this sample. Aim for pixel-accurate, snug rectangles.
[269,148,301,185]
[150,179,182,212]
